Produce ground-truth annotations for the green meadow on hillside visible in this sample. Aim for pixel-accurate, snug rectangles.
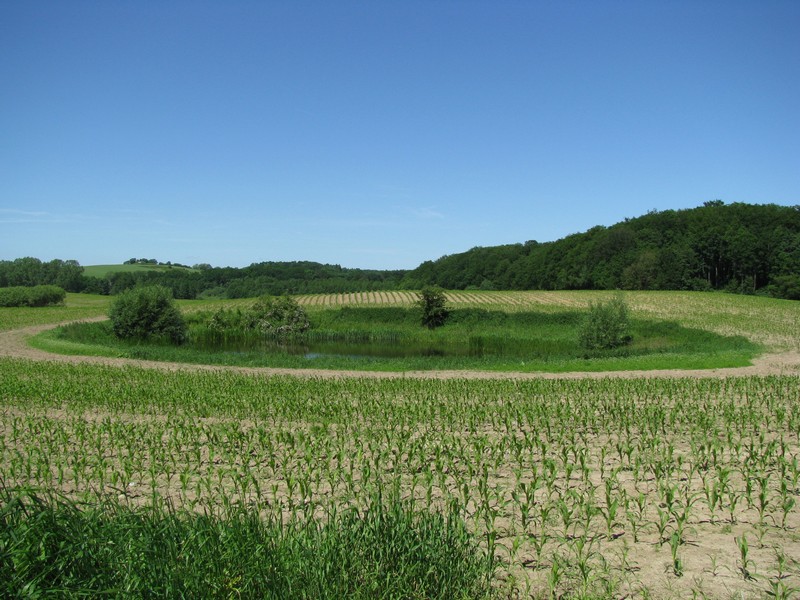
[82,263,197,278]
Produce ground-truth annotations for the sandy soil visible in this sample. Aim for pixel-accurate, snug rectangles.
[1,318,799,379]
[3,319,800,599]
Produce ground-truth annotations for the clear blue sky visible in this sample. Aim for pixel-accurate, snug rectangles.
[2,1,798,270]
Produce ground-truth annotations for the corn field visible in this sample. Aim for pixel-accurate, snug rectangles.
[2,358,799,598]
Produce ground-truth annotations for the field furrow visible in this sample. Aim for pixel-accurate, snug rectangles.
[2,360,799,599]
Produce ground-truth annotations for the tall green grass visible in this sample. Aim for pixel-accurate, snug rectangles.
[0,489,495,600]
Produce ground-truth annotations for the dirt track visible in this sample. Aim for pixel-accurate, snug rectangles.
[2,319,799,380]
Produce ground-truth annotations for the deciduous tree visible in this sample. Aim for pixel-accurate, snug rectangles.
[417,286,449,329]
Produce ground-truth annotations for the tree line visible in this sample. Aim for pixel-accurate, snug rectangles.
[0,258,406,299]
[0,258,89,292]
[400,202,800,299]
[2,202,799,300]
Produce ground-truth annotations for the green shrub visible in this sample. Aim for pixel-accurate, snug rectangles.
[203,295,310,337]
[768,274,800,300]
[108,285,186,343]
[578,295,632,351]
[0,287,29,307]
[25,285,67,307]
[246,295,311,335]
[417,286,449,329]
[0,285,65,307]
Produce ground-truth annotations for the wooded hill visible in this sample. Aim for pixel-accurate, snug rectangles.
[2,202,799,299]
[0,258,406,299]
[400,202,800,299]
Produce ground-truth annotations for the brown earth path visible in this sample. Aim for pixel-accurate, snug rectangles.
[2,318,799,379]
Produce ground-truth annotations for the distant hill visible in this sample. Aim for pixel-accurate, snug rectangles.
[83,263,197,278]
[400,202,800,298]
[0,258,406,298]
[85,261,407,298]
[3,202,799,299]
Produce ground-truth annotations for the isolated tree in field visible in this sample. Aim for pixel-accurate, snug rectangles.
[109,285,186,343]
[578,294,632,351]
[417,286,449,329]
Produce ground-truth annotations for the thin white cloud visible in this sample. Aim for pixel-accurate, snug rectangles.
[0,208,56,224]
[320,214,398,229]
[102,208,172,227]
[412,206,445,220]
[113,207,160,216]
[0,208,50,216]
[350,246,404,256]
[0,208,99,225]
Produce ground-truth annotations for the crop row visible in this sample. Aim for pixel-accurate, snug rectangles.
[2,358,799,597]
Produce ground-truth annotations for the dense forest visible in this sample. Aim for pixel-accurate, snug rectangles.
[401,202,800,299]
[2,202,799,300]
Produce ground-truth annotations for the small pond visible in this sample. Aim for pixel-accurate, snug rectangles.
[191,336,526,360]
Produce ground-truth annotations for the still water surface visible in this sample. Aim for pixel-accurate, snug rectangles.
[193,337,507,359]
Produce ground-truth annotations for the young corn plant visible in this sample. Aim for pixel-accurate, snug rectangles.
[766,547,800,600]
[669,531,684,577]
[735,534,756,581]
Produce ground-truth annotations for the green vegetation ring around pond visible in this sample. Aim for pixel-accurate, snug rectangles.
[33,303,760,373]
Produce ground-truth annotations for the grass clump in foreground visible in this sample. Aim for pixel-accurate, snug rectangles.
[0,489,496,600]
[37,303,761,372]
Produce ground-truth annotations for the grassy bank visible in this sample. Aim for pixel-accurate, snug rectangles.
[33,303,760,373]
